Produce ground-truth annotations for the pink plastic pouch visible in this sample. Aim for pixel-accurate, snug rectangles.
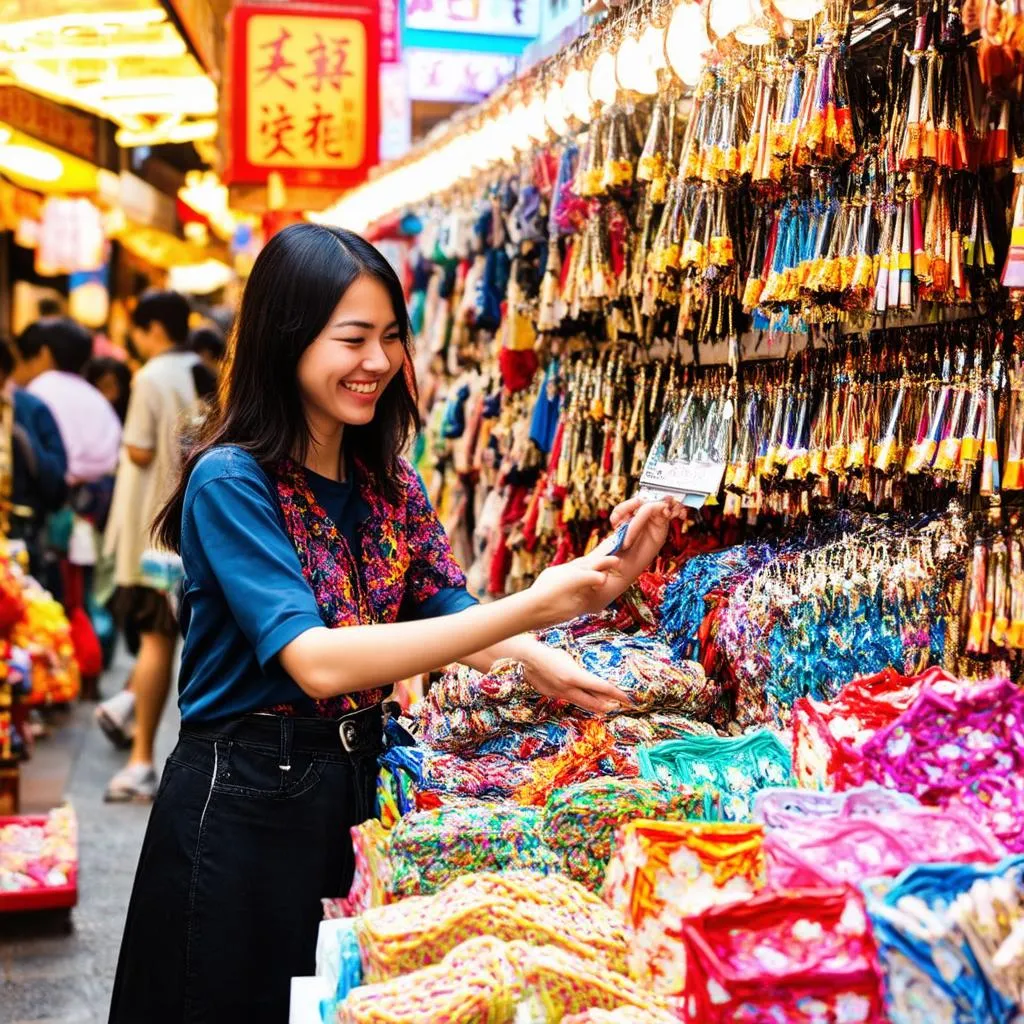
[851,678,1024,851]
[765,808,1006,889]
[752,785,918,826]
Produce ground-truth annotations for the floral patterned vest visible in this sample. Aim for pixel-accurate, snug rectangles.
[272,456,466,717]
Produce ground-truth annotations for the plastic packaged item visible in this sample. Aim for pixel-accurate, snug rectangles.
[540,777,704,891]
[603,819,765,992]
[865,856,1024,1024]
[752,784,919,825]
[386,802,554,898]
[677,887,886,1023]
[850,677,1024,851]
[355,871,628,982]
[638,729,792,820]
[765,808,1006,889]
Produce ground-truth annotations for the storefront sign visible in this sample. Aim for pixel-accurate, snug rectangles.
[380,0,401,62]
[379,64,412,160]
[224,2,379,189]
[0,87,98,165]
[407,48,516,103]
[404,0,541,38]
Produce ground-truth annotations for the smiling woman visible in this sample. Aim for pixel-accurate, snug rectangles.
[109,223,677,1024]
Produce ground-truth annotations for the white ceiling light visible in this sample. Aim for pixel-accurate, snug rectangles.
[588,49,618,108]
[544,81,569,137]
[0,145,63,183]
[666,1,709,85]
[563,66,593,125]
[772,0,825,20]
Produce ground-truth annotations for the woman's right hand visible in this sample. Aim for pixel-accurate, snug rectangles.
[526,553,622,628]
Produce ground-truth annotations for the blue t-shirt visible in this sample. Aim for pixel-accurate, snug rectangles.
[177,446,477,723]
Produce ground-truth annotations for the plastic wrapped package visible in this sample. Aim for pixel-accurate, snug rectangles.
[864,857,1024,1024]
[603,819,765,992]
[791,666,957,790]
[338,935,672,1024]
[336,935,522,1024]
[677,887,887,1023]
[327,819,391,916]
[355,871,629,982]
[638,729,792,820]
[315,917,362,1023]
[385,802,554,898]
[540,778,705,891]
[848,677,1024,851]
[562,1009,678,1024]
[764,808,1006,890]
[752,784,919,825]
[508,942,675,1021]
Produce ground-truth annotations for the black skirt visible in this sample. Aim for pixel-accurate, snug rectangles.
[109,709,381,1024]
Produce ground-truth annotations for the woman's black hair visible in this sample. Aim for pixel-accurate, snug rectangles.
[155,223,418,552]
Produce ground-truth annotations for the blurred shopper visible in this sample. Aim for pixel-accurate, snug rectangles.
[100,289,202,801]
[85,356,133,423]
[0,342,68,570]
[12,318,122,484]
[12,319,122,688]
[189,325,226,379]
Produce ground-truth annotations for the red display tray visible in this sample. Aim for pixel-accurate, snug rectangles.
[0,814,78,913]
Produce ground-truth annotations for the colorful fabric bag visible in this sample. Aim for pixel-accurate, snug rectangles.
[603,820,765,993]
[638,729,792,820]
[676,887,886,1023]
[848,677,1024,851]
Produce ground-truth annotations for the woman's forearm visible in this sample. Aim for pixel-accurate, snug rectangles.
[461,633,542,674]
[280,592,542,698]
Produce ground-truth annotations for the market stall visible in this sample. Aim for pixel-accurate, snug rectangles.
[301,0,1024,1018]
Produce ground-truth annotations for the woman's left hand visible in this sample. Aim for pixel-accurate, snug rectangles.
[521,642,632,715]
[580,497,684,606]
[608,495,682,572]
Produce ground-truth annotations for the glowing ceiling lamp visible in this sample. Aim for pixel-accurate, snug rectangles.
[772,0,825,20]
[562,66,593,125]
[588,49,618,108]
[616,32,656,94]
[544,81,569,137]
[709,0,771,41]
[0,144,64,183]
[666,1,710,86]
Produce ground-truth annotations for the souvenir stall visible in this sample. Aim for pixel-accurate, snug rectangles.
[0,393,79,911]
[299,0,1024,1019]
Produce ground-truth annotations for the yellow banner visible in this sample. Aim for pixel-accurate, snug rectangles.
[245,13,367,170]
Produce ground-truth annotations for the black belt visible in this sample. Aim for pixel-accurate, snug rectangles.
[183,701,392,758]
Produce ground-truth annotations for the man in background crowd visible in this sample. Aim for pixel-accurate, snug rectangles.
[98,289,203,802]
[0,342,67,572]
[12,318,122,487]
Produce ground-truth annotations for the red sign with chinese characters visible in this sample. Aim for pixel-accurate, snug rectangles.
[224,1,380,190]
[379,0,401,63]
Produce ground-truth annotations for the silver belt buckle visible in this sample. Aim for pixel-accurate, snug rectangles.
[339,719,359,753]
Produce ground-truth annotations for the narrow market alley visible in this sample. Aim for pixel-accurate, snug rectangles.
[1,652,177,1024]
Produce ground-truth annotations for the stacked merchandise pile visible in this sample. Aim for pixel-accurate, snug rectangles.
[0,548,78,813]
[0,804,78,912]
